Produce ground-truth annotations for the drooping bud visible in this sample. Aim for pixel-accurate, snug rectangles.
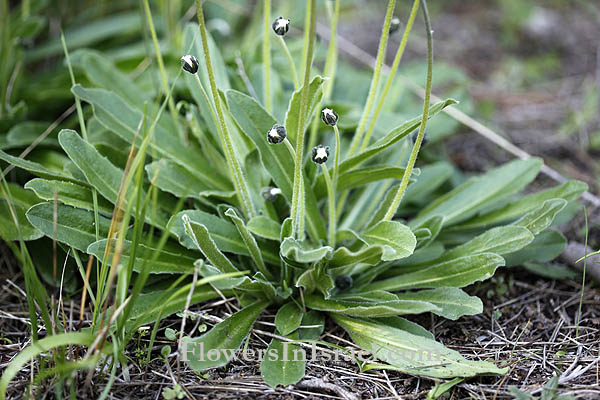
[311,145,329,164]
[389,17,401,34]
[266,124,287,144]
[261,187,282,202]
[180,55,199,74]
[272,16,290,36]
[321,107,338,126]
[335,274,353,291]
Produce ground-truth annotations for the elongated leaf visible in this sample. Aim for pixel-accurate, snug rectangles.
[4,121,56,149]
[455,180,587,230]
[226,89,327,242]
[275,302,303,336]
[337,99,457,175]
[395,288,483,320]
[328,245,384,268]
[225,208,268,277]
[299,310,325,340]
[512,199,566,235]
[87,239,196,274]
[72,85,230,191]
[332,314,507,378]
[304,294,440,317]
[404,162,453,204]
[247,216,281,241]
[412,158,543,228]
[313,166,409,200]
[182,215,240,274]
[72,49,148,106]
[367,253,505,291]
[182,300,268,371]
[126,285,224,330]
[504,229,566,267]
[369,316,434,339]
[25,178,113,214]
[260,339,306,388]
[26,203,111,252]
[442,226,534,260]
[361,220,416,261]
[0,184,44,241]
[145,159,215,200]
[0,149,82,183]
[284,76,325,146]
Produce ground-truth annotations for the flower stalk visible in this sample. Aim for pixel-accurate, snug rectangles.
[263,0,272,112]
[383,0,433,221]
[195,0,255,218]
[277,36,299,90]
[290,0,316,238]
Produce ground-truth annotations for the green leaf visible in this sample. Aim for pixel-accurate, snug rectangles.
[0,183,44,241]
[337,99,457,175]
[304,293,440,317]
[366,253,505,291]
[313,166,409,200]
[0,149,82,183]
[412,158,543,228]
[284,76,325,146]
[369,316,434,339]
[225,208,269,278]
[26,203,111,252]
[72,85,230,191]
[361,221,416,261]
[403,161,453,204]
[226,89,326,242]
[327,245,384,268]
[295,266,334,295]
[512,199,567,235]
[194,260,248,290]
[455,180,587,230]
[182,215,241,275]
[411,215,444,249]
[275,302,304,336]
[504,229,566,267]
[522,262,578,280]
[260,339,306,388]
[299,310,325,340]
[182,300,268,371]
[146,160,214,200]
[25,178,113,214]
[442,226,534,260]
[125,288,224,332]
[280,238,333,265]
[3,121,56,149]
[87,239,196,274]
[247,216,281,241]
[395,288,483,320]
[332,314,508,378]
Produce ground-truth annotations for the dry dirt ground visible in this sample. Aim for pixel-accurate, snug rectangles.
[2,1,600,399]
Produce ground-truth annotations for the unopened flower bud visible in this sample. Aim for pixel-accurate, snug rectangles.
[267,124,287,144]
[261,187,282,201]
[311,145,329,164]
[335,274,353,291]
[389,17,401,34]
[321,107,338,126]
[181,55,199,74]
[272,16,290,36]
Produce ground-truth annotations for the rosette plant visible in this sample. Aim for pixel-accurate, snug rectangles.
[0,0,588,392]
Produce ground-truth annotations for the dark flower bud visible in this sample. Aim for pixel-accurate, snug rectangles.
[261,186,282,201]
[311,145,329,164]
[181,55,199,74]
[321,107,338,126]
[411,130,428,147]
[272,16,290,36]
[267,124,287,144]
[389,17,401,34]
[335,274,353,291]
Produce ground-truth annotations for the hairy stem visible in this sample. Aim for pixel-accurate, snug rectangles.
[278,36,299,90]
[290,0,316,238]
[383,0,433,221]
[321,163,336,248]
[196,0,255,218]
[263,0,271,112]
[347,0,396,156]
[360,0,419,151]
